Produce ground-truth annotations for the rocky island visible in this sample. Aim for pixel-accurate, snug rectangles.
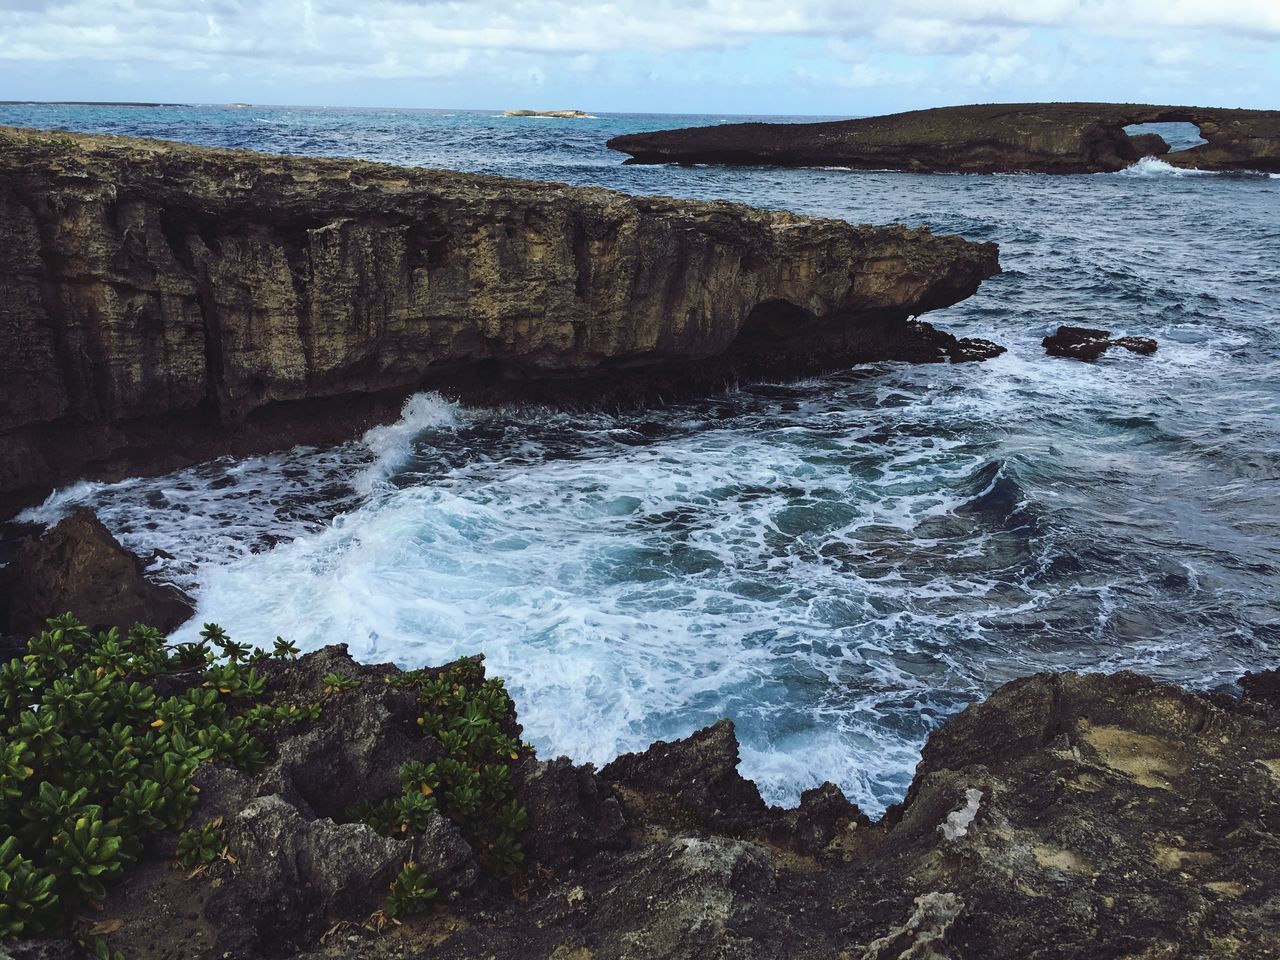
[503,109,594,118]
[607,102,1280,173]
[0,126,1001,516]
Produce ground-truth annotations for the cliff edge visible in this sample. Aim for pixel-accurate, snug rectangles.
[0,127,1000,515]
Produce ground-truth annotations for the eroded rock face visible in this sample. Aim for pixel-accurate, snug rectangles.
[0,508,192,638]
[608,102,1280,174]
[0,127,1001,515]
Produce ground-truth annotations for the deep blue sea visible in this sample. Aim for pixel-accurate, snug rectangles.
[5,103,1279,812]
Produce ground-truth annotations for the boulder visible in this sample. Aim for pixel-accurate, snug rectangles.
[0,508,193,638]
[1042,325,1158,361]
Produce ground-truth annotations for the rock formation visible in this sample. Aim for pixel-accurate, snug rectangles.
[0,508,192,639]
[1042,325,1158,361]
[8,646,1279,960]
[0,127,1001,516]
[608,102,1280,174]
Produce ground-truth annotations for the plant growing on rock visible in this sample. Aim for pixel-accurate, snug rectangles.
[357,656,531,881]
[384,862,437,919]
[176,821,227,869]
[0,613,318,941]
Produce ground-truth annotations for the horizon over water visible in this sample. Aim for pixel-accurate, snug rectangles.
[5,102,1279,813]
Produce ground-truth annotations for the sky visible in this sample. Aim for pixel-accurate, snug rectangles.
[1,0,1278,115]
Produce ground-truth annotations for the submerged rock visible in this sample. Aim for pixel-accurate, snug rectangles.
[1042,325,1158,361]
[0,508,192,637]
[608,102,1280,174]
[0,127,1001,516]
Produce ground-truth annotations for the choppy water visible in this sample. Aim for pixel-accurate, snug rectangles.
[6,104,1279,812]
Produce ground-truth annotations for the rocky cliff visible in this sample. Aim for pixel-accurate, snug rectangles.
[9,644,1279,960]
[0,127,1001,516]
[608,102,1280,174]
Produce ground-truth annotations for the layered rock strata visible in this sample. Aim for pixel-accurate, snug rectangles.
[0,127,1001,516]
[608,102,1280,174]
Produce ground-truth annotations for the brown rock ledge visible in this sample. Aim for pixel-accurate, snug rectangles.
[0,127,1001,517]
[608,102,1280,174]
[12,649,1278,960]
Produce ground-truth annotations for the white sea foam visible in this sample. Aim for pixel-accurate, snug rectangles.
[356,392,461,494]
[1117,156,1215,177]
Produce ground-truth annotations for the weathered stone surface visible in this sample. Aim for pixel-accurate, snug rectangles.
[75,649,1280,960]
[600,718,771,835]
[0,127,1001,516]
[0,508,192,637]
[515,757,628,868]
[608,102,1280,174]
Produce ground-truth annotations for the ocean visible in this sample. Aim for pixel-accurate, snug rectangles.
[5,102,1279,812]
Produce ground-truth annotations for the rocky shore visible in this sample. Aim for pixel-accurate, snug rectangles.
[0,127,1000,516]
[608,102,1280,174]
[5,643,1279,959]
[1,516,1278,959]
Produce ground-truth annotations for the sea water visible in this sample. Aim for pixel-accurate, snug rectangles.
[5,103,1278,812]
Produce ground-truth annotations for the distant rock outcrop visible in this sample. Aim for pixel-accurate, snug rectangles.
[608,102,1280,174]
[504,109,594,118]
[0,127,1001,516]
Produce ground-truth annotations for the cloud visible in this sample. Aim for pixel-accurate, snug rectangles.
[0,0,1276,109]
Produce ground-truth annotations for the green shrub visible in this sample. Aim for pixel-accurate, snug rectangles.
[356,657,530,883]
[384,862,436,919]
[176,821,226,869]
[0,614,317,939]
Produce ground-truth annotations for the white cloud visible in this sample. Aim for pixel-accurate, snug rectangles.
[0,0,1276,106]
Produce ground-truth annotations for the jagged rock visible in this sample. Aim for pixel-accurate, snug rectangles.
[1239,667,1280,709]
[767,781,870,856]
[608,102,1280,174]
[1042,325,1158,361]
[600,719,770,835]
[514,757,628,867]
[0,508,192,638]
[207,795,413,955]
[0,127,1001,515]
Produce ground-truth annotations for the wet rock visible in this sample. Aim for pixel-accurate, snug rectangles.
[1111,335,1159,355]
[1239,667,1280,709]
[1126,133,1172,158]
[600,719,770,835]
[515,757,628,867]
[0,508,193,638]
[1042,325,1158,361]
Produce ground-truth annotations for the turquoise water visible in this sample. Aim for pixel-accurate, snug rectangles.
[8,103,1280,811]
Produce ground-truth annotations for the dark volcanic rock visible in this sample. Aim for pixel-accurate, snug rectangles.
[0,126,1002,516]
[600,719,771,835]
[0,508,193,638]
[608,102,1280,174]
[1043,325,1159,361]
[63,648,1280,960]
[515,757,628,867]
